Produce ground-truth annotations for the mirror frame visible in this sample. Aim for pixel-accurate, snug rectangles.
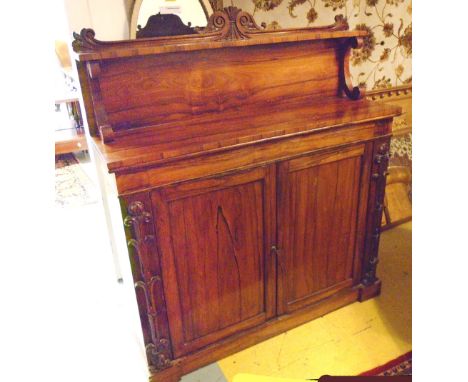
[129,0,218,39]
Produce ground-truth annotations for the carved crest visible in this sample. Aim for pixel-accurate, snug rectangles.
[205,6,262,41]
[72,8,351,55]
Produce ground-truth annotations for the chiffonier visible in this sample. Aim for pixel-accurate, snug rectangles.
[73,7,401,381]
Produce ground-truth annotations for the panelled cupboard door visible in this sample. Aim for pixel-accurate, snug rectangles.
[151,166,276,357]
[277,144,371,314]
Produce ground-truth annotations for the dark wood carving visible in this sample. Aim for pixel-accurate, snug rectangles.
[361,139,391,289]
[338,37,366,100]
[203,9,349,41]
[136,13,197,39]
[72,28,100,52]
[122,198,172,371]
[204,6,262,40]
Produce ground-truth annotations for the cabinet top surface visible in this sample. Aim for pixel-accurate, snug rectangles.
[92,97,400,173]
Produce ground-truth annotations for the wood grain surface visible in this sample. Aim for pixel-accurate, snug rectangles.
[74,7,402,381]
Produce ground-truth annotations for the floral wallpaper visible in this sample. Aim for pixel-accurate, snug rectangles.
[230,0,412,90]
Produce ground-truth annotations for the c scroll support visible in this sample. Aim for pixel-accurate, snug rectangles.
[338,37,366,101]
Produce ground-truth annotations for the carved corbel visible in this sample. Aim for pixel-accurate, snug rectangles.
[122,198,173,371]
[360,140,390,299]
[338,37,365,100]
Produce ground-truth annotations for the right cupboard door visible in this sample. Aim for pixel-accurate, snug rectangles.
[277,144,371,314]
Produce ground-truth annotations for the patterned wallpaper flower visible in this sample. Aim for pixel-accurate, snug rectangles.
[230,0,412,90]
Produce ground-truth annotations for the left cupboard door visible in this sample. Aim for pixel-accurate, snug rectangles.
[151,166,277,358]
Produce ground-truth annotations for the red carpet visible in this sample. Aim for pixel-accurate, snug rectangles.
[360,352,412,376]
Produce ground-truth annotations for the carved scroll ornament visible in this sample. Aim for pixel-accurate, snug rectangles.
[72,29,101,53]
[204,8,349,41]
[204,6,262,40]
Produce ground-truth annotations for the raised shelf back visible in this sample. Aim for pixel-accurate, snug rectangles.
[73,7,366,143]
[99,40,341,130]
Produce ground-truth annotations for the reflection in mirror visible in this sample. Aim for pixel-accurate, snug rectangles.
[130,0,215,39]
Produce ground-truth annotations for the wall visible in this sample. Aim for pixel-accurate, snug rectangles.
[231,0,412,90]
[63,0,130,41]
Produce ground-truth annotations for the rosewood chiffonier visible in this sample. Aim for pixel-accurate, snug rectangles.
[72,7,401,381]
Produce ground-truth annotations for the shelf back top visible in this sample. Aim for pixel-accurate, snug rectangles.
[72,6,366,61]
[74,7,373,145]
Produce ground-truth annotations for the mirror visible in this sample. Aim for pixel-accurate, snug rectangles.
[130,0,217,39]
